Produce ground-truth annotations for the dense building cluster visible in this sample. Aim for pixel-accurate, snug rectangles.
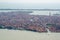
[0,11,60,32]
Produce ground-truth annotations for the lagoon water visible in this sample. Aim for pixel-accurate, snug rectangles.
[0,10,19,12]
[0,10,59,15]
[0,29,60,40]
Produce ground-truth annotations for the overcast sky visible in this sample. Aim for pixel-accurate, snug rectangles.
[0,0,60,9]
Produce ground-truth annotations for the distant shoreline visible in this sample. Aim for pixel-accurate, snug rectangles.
[0,9,60,11]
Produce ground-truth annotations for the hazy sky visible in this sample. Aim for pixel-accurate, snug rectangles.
[0,0,60,3]
[0,0,60,9]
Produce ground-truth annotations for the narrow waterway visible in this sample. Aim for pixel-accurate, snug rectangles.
[46,28,51,34]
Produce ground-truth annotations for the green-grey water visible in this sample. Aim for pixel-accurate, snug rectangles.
[0,29,60,40]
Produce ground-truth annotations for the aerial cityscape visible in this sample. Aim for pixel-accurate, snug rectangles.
[0,9,60,32]
[0,0,60,40]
